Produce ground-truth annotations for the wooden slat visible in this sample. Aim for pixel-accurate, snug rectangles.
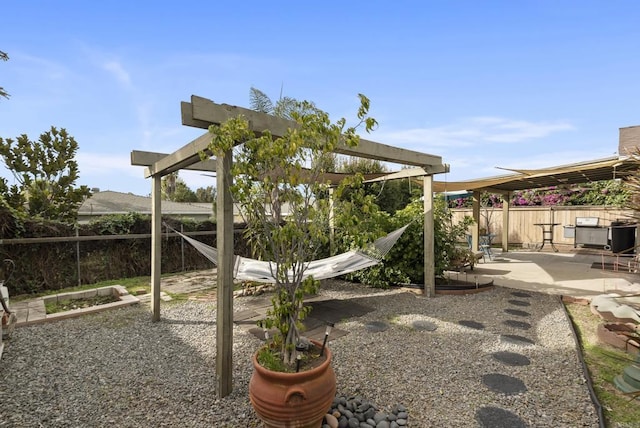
[131,150,217,173]
[185,95,445,168]
[144,132,213,178]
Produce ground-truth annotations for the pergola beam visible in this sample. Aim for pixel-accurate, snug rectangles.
[143,133,214,178]
[184,95,445,168]
[131,150,217,173]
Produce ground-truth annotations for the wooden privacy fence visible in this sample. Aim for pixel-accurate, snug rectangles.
[450,205,636,248]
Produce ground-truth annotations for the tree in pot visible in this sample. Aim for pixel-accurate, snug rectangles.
[208,95,376,427]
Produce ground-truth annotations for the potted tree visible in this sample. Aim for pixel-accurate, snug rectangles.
[208,95,376,428]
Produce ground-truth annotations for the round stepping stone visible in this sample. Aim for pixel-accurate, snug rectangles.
[458,320,485,330]
[412,320,437,331]
[492,351,531,366]
[504,308,531,317]
[508,299,530,307]
[500,334,535,346]
[476,406,527,428]
[365,321,389,332]
[482,373,528,395]
[510,291,531,298]
[502,320,531,330]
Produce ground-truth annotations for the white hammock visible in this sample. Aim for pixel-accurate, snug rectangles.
[168,224,409,284]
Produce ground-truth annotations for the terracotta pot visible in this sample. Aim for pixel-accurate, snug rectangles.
[249,340,336,428]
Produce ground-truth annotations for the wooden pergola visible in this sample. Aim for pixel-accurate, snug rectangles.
[131,95,447,397]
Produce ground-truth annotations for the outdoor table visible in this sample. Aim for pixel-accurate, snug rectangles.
[534,223,560,252]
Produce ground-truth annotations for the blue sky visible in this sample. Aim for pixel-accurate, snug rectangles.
[1,1,639,197]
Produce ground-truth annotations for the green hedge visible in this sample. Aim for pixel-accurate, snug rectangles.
[0,212,250,295]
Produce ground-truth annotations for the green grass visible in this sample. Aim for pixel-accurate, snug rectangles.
[566,304,640,426]
[45,294,119,314]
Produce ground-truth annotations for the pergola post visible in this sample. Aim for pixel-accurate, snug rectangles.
[502,192,510,252]
[150,174,162,321]
[423,175,435,297]
[328,187,335,255]
[471,191,481,251]
[216,149,234,398]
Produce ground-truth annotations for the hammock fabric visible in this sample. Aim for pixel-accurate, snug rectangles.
[168,224,409,284]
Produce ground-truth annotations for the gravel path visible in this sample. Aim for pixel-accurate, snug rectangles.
[0,281,598,427]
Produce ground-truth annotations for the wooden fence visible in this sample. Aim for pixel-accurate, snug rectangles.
[450,205,636,247]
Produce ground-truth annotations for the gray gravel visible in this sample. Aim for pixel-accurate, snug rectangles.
[0,281,598,427]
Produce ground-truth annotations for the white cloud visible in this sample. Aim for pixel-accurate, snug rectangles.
[374,117,575,150]
[102,60,132,87]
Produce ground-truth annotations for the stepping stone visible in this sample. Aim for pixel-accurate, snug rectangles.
[504,308,531,317]
[412,320,437,331]
[365,321,389,332]
[502,320,532,330]
[510,291,531,298]
[476,406,527,428]
[492,351,531,366]
[500,334,535,346]
[458,320,485,330]
[508,299,531,307]
[482,373,528,395]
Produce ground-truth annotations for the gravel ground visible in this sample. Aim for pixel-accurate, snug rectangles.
[0,281,598,427]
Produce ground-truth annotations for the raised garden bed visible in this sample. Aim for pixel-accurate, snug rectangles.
[597,322,640,356]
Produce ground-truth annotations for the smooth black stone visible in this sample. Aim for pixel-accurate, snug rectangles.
[482,373,528,395]
[458,320,485,330]
[492,351,531,366]
[502,319,532,330]
[476,406,527,428]
[500,334,535,346]
[510,291,532,298]
[412,320,437,331]
[364,407,375,421]
[365,321,389,332]
[508,299,531,307]
[504,308,531,317]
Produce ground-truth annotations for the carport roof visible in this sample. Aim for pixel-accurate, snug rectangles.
[432,156,638,193]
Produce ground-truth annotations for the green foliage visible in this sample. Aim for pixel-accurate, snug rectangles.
[208,94,376,368]
[337,159,417,215]
[0,197,25,238]
[257,343,289,372]
[88,212,150,235]
[249,86,320,120]
[161,172,198,202]
[0,127,91,223]
[333,173,475,287]
[195,185,216,203]
[0,50,8,100]
[334,174,392,251]
[2,214,230,295]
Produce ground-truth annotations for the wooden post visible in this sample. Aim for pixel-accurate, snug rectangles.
[76,225,81,287]
[423,175,435,297]
[216,149,234,398]
[328,187,335,255]
[471,191,481,252]
[502,192,510,252]
[151,174,162,322]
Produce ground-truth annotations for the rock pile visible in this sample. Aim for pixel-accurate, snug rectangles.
[323,395,408,428]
